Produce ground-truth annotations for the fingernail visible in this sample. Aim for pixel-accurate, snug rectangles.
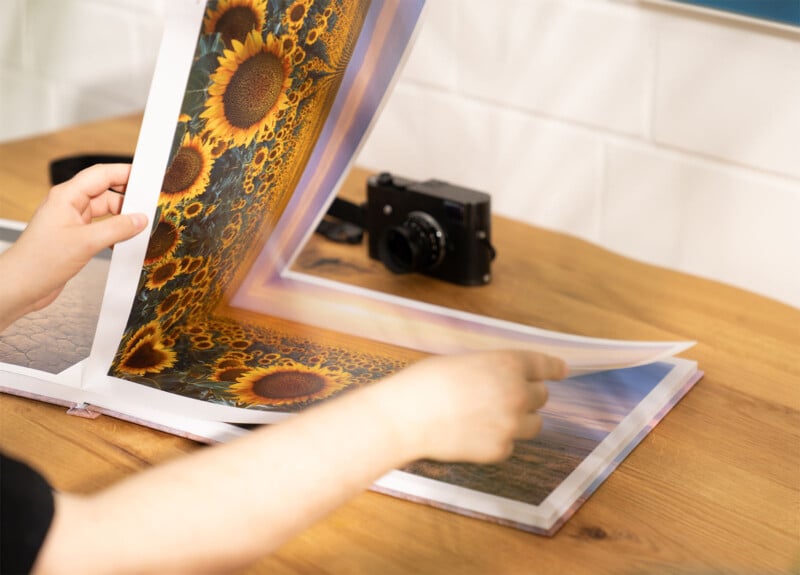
[129,213,148,230]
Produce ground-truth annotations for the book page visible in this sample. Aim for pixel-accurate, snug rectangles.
[85,0,431,424]
[375,357,701,534]
[0,222,108,392]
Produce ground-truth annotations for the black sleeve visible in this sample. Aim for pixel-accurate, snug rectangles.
[1,452,55,574]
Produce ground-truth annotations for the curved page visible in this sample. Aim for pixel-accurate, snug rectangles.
[84,0,693,425]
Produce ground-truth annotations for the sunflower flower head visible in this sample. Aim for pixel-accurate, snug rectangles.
[204,0,268,48]
[228,360,351,407]
[201,31,293,148]
[116,322,177,376]
[160,133,215,206]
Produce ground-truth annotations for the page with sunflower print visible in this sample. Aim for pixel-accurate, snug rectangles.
[77,0,695,429]
[82,0,431,426]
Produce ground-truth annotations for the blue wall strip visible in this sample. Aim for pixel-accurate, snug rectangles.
[672,0,800,26]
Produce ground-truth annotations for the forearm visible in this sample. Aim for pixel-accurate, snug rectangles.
[34,382,415,575]
[0,249,39,331]
[33,349,561,573]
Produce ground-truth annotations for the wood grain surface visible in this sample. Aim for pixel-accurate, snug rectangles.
[0,115,798,574]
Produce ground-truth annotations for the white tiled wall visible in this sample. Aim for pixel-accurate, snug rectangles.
[1,0,798,308]
[359,0,800,309]
[0,0,164,141]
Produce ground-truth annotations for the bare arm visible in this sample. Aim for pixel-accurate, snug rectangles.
[34,351,564,575]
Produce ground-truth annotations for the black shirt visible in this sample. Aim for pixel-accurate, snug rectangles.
[0,453,55,574]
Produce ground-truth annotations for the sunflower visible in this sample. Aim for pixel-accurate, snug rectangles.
[283,0,313,31]
[201,31,293,147]
[146,259,180,290]
[229,361,351,407]
[229,339,250,350]
[144,219,181,265]
[157,289,184,315]
[207,136,228,158]
[215,366,251,382]
[183,201,204,218]
[160,133,215,206]
[279,34,297,56]
[220,221,241,248]
[116,322,177,376]
[305,26,322,46]
[204,0,268,48]
[291,47,306,65]
[179,256,204,274]
[251,146,268,168]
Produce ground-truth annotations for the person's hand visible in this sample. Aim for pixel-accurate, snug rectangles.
[370,350,566,464]
[0,163,147,330]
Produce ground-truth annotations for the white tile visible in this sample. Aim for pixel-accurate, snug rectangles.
[461,106,603,242]
[26,0,141,85]
[0,72,60,142]
[129,12,164,73]
[603,143,800,308]
[358,84,603,241]
[457,0,654,136]
[0,66,148,143]
[357,83,433,182]
[654,13,800,178]
[0,0,27,69]
[91,0,163,14]
[400,0,460,91]
[52,79,151,130]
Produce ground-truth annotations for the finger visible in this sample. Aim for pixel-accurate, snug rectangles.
[53,164,132,211]
[527,381,549,411]
[87,188,126,218]
[77,213,148,256]
[515,413,543,440]
[519,352,567,382]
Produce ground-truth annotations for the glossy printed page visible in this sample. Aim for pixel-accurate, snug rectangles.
[85,0,430,424]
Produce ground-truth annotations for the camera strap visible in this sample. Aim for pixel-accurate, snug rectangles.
[49,154,135,185]
[315,197,367,244]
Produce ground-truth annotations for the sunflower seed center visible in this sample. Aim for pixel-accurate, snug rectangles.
[224,52,284,129]
[163,146,203,194]
[252,371,325,399]
[215,7,259,47]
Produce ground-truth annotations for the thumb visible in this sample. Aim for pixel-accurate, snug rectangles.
[83,213,149,255]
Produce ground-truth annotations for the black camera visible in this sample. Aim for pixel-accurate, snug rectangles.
[365,172,495,286]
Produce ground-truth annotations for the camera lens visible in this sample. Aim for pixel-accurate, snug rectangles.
[378,211,446,274]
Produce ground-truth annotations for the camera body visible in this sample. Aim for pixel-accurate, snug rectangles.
[365,172,494,286]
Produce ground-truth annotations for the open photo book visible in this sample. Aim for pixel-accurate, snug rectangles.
[0,0,702,535]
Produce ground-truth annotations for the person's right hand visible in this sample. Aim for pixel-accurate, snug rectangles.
[370,350,566,464]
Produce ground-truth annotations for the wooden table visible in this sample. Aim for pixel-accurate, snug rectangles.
[1,115,798,574]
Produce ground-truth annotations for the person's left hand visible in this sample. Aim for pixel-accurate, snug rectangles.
[0,163,148,330]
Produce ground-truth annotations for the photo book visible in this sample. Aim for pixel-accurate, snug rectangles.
[0,0,702,535]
